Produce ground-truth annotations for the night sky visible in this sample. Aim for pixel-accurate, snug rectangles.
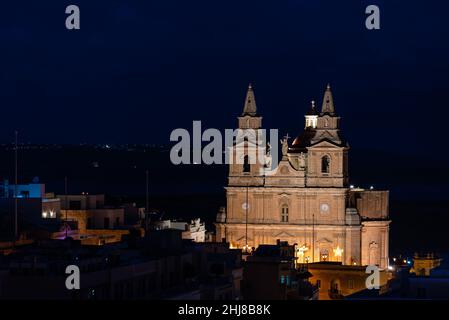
[0,1,448,252]
[0,1,448,160]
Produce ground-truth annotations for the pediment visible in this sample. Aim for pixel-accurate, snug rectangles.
[273,231,296,238]
[309,139,342,148]
[236,236,253,242]
[265,159,300,177]
[278,192,291,197]
[316,237,333,244]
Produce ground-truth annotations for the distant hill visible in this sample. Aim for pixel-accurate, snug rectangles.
[0,144,447,253]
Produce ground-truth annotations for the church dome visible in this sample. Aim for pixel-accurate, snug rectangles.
[289,127,316,153]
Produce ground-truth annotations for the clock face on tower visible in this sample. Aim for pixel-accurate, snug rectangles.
[320,203,329,213]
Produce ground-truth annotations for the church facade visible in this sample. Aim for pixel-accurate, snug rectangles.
[215,84,390,268]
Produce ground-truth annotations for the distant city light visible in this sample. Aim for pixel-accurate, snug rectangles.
[350,185,354,189]
[42,210,56,219]
[388,265,394,271]
[370,186,374,190]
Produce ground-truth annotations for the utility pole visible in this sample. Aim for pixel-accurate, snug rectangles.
[312,212,315,263]
[14,130,18,241]
[65,176,68,238]
[145,170,149,212]
[245,184,249,252]
[145,170,150,233]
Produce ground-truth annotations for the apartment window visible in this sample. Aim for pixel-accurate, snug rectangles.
[281,205,289,222]
[280,275,286,284]
[115,217,120,227]
[126,282,134,298]
[114,283,124,299]
[104,217,110,229]
[69,200,81,210]
[20,191,30,198]
[417,288,427,299]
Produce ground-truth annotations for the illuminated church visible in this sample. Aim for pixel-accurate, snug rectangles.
[215,84,390,268]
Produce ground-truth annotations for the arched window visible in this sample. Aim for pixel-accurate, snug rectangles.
[243,155,250,173]
[281,205,289,222]
[321,155,330,174]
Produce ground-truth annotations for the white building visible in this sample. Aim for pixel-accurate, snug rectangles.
[152,218,206,242]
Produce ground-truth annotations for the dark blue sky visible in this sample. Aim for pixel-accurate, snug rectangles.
[1,0,449,158]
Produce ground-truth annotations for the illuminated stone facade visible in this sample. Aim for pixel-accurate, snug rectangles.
[215,84,391,268]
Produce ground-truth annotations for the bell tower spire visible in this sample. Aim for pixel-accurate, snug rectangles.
[321,83,335,115]
[238,83,262,129]
[242,83,257,116]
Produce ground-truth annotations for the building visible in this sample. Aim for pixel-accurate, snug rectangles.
[188,241,243,300]
[242,240,318,300]
[308,262,389,300]
[0,229,248,300]
[57,194,124,231]
[0,180,145,246]
[410,253,442,276]
[152,218,206,242]
[0,234,196,300]
[215,84,391,268]
[122,202,145,225]
[346,254,449,300]
[0,182,62,240]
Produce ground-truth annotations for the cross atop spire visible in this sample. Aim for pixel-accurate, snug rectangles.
[321,83,335,115]
[242,83,257,116]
